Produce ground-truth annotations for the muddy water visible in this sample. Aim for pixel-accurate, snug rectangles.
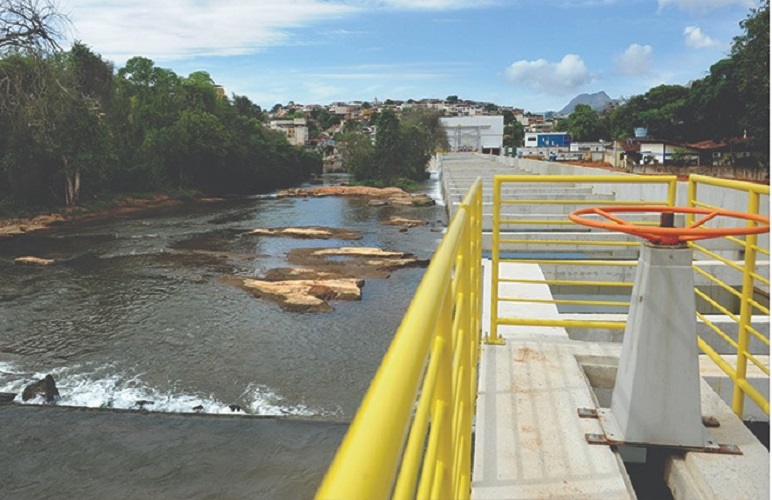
[0,175,446,498]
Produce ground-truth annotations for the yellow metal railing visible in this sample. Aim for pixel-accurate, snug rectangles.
[687,174,770,418]
[488,173,769,419]
[316,179,483,500]
[488,174,678,343]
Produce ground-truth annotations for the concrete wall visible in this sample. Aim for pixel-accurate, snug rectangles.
[495,156,770,221]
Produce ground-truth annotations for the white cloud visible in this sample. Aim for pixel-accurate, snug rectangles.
[61,0,497,63]
[63,0,357,63]
[683,26,721,48]
[657,0,755,14]
[504,54,593,95]
[616,44,654,76]
[361,0,496,9]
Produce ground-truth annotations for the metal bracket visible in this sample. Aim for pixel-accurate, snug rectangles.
[578,407,741,455]
[577,407,598,419]
[584,433,742,456]
[579,408,721,428]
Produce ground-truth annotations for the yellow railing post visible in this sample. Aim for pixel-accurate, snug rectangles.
[487,177,505,345]
[731,189,761,418]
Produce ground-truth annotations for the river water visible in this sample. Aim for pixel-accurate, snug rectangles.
[0,174,446,498]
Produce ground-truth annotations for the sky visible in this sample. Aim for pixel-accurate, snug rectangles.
[57,0,760,113]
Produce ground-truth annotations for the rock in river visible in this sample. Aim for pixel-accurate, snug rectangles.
[242,226,361,240]
[15,256,56,266]
[22,374,60,403]
[235,276,364,313]
[287,247,429,278]
[276,185,434,207]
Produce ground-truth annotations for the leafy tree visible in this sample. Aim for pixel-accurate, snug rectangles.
[501,108,515,125]
[731,0,769,153]
[232,94,264,121]
[372,109,401,180]
[557,104,608,142]
[484,103,498,114]
[609,85,688,140]
[687,58,744,141]
[401,107,449,152]
[338,130,374,180]
[446,95,459,104]
[504,121,524,147]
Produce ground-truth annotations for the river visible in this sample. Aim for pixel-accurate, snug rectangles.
[0,173,446,498]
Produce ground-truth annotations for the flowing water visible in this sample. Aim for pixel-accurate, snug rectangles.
[0,174,446,498]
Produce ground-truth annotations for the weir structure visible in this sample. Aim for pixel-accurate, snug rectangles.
[316,153,770,499]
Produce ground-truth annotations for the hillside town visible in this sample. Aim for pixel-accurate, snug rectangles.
[267,95,766,181]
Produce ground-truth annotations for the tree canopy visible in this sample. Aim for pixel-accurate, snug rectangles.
[338,108,448,185]
[0,46,321,210]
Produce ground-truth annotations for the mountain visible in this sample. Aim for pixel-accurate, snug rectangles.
[558,91,612,116]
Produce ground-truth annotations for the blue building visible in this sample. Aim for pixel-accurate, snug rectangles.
[524,132,571,148]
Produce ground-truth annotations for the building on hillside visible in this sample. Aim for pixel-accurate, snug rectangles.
[570,141,609,162]
[517,132,571,159]
[269,118,308,147]
[637,138,699,166]
[524,132,571,148]
[440,116,504,154]
[684,138,757,167]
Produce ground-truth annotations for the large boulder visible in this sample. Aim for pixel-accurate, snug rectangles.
[237,277,364,313]
[15,256,56,266]
[0,392,17,404]
[22,374,60,403]
[275,185,434,207]
[242,226,361,240]
[382,216,429,228]
[288,247,429,278]
[0,214,66,238]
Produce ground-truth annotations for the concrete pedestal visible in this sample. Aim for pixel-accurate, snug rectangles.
[606,242,712,448]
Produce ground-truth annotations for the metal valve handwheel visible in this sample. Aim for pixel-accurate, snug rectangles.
[569,205,770,245]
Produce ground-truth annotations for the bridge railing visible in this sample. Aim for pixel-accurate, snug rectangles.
[488,173,769,419]
[687,174,770,418]
[316,178,483,500]
[488,174,679,343]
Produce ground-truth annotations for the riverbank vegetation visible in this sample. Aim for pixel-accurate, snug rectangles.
[0,2,321,214]
[336,108,449,187]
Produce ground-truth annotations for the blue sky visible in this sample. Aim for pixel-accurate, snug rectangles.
[59,0,759,112]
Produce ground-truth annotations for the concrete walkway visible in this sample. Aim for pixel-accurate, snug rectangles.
[473,260,633,499]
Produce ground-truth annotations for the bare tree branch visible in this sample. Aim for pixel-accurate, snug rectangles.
[1,0,69,54]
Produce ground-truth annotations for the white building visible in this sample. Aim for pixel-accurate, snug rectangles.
[638,139,698,166]
[440,116,504,153]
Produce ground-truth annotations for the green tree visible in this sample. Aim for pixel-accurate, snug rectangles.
[731,0,769,153]
[504,121,524,147]
[232,94,264,121]
[338,131,374,180]
[558,104,607,142]
[609,85,688,140]
[373,109,401,180]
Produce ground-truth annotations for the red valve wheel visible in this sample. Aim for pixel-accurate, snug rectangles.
[569,206,770,245]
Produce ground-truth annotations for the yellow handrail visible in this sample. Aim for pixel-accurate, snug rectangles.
[488,174,678,344]
[688,174,770,418]
[316,178,483,500]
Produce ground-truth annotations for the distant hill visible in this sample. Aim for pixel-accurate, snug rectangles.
[558,91,612,115]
